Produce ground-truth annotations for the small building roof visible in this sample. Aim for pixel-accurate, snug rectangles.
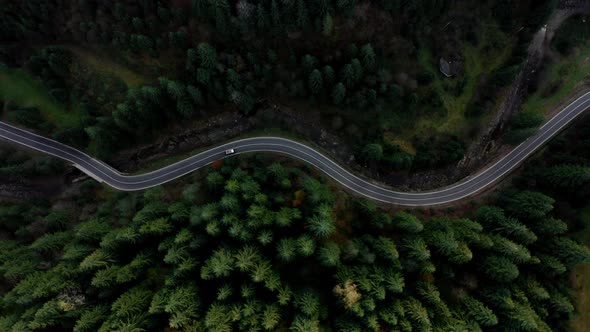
[439,58,462,77]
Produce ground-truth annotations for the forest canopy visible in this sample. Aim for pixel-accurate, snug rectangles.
[1,1,590,331]
[0,153,588,331]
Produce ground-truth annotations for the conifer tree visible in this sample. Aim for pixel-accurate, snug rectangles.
[402,236,431,262]
[29,299,64,329]
[296,0,310,29]
[341,63,356,88]
[361,43,376,70]
[111,287,152,320]
[322,13,333,36]
[363,143,384,162]
[186,85,203,105]
[549,237,590,267]
[351,58,363,80]
[505,302,539,331]
[302,54,318,74]
[298,235,316,257]
[74,305,109,332]
[202,247,235,278]
[489,234,531,263]
[332,82,346,104]
[479,255,519,282]
[383,268,404,293]
[205,304,233,332]
[164,285,200,329]
[393,212,424,233]
[319,241,341,266]
[295,289,320,316]
[256,4,267,30]
[262,304,281,330]
[403,297,432,331]
[307,213,335,238]
[371,236,399,261]
[29,231,71,253]
[532,217,567,236]
[197,42,217,69]
[545,164,590,189]
[308,69,323,94]
[505,191,554,220]
[270,0,282,34]
[277,238,298,262]
[462,296,498,327]
[80,249,114,272]
[322,65,335,85]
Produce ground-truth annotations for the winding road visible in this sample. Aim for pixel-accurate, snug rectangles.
[0,91,589,206]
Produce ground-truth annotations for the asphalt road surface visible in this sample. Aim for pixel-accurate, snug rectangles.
[1,91,589,206]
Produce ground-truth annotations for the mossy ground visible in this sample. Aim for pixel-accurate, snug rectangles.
[0,67,82,128]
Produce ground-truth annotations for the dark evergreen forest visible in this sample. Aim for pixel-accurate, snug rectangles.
[1,1,589,331]
[0,0,557,170]
[0,113,588,330]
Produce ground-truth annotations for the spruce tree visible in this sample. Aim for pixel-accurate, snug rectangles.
[322,65,335,85]
[308,69,323,94]
[256,4,267,30]
[341,63,356,88]
[393,212,424,233]
[270,0,282,34]
[307,214,335,238]
[331,82,346,104]
[197,42,217,69]
[360,43,376,70]
[319,241,341,266]
[505,191,554,220]
[545,164,590,189]
[277,238,298,262]
[322,13,333,36]
[479,255,519,283]
[403,297,432,331]
[463,296,498,327]
[296,0,310,29]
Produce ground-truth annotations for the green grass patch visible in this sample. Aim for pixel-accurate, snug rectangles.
[68,46,150,88]
[413,26,514,136]
[523,41,590,116]
[571,263,590,332]
[0,67,82,128]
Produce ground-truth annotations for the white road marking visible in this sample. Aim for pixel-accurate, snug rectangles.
[0,90,588,206]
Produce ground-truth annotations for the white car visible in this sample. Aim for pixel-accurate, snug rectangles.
[225,149,235,155]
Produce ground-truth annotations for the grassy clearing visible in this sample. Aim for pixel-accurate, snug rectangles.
[383,132,416,155]
[571,264,590,332]
[0,67,81,128]
[122,48,181,79]
[523,41,590,116]
[414,26,514,135]
[571,205,590,332]
[68,46,149,87]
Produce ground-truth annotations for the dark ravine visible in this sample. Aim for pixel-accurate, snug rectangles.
[0,90,589,206]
